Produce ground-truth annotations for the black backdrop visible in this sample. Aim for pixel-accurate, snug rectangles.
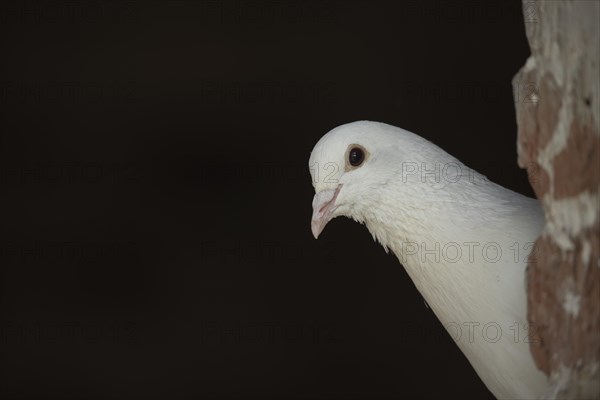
[1,1,534,399]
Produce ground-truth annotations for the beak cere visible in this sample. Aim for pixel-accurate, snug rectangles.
[311,185,342,239]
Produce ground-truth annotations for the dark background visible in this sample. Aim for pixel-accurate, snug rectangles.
[0,1,534,399]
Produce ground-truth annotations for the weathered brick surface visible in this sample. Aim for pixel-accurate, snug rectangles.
[513,1,599,398]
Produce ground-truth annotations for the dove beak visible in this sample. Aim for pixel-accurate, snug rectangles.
[311,185,342,239]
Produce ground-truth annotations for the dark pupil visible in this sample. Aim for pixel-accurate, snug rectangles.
[349,148,364,166]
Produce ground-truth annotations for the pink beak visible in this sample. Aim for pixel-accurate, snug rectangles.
[311,185,342,239]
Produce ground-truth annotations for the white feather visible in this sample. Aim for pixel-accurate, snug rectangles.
[309,121,549,399]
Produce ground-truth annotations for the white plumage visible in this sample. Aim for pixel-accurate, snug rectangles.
[309,121,549,399]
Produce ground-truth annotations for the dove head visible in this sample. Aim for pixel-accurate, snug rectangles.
[309,120,438,239]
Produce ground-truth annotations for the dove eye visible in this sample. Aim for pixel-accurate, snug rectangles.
[344,144,369,172]
[349,147,365,167]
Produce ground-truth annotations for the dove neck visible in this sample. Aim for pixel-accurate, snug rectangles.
[358,178,542,298]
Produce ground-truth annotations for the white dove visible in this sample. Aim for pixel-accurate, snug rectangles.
[309,121,549,399]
